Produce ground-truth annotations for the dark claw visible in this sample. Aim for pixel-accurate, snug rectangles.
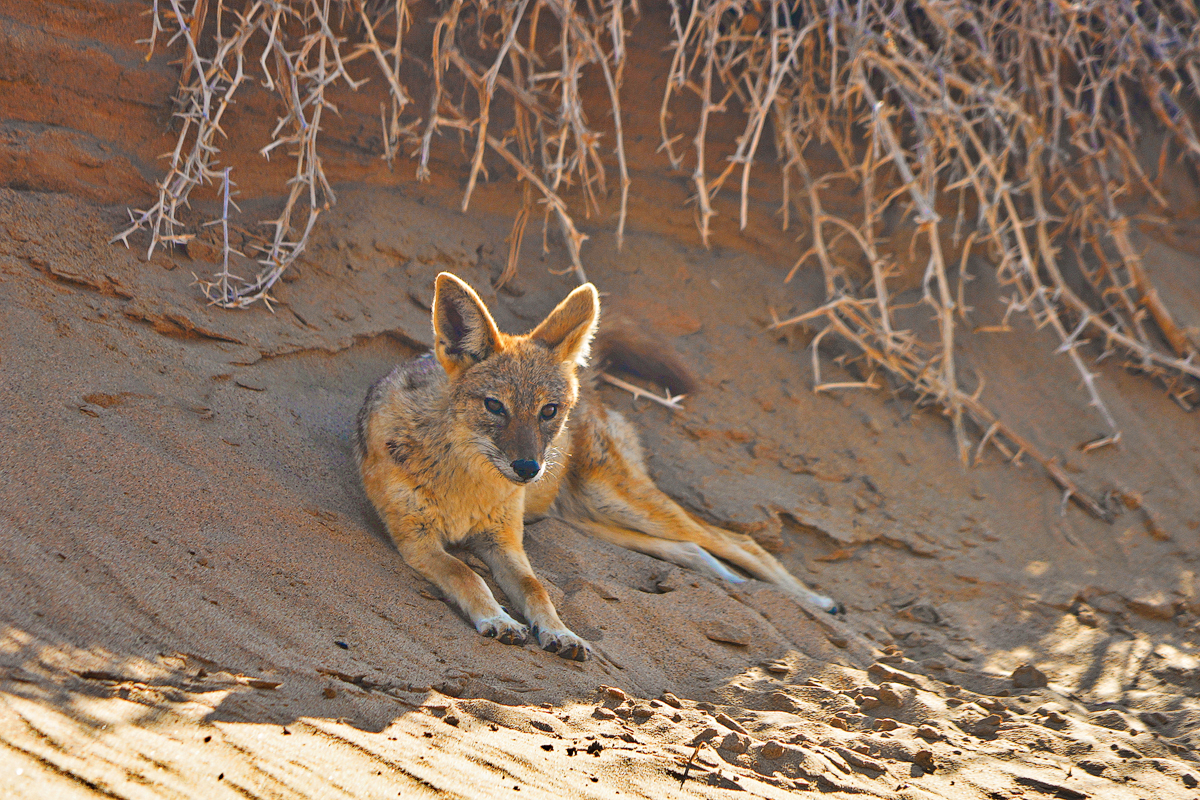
[542,638,561,653]
[828,602,845,616]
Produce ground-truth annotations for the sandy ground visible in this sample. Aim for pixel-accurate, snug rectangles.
[3,2,1200,798]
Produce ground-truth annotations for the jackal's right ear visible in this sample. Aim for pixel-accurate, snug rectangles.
[432,272,502,378]
[529,283,599,367]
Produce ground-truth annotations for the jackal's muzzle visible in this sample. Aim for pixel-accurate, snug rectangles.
[511,459,541,482]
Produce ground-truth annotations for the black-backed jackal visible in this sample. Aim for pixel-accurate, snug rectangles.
[356,273,837,661]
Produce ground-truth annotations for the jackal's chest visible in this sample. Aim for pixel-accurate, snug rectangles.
[361,423,522,543]
[429,474,524,543]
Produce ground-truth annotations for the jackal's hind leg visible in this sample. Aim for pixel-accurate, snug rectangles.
[577,481,840,613]
[694,520,841,613]
[574,520,746,584]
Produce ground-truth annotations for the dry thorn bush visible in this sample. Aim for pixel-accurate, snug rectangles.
[115,0,1200,516]
[113,0,634,304]
[665,0,1200,518]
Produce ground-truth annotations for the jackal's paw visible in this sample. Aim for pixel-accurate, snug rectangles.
[792,586,843,615]
[531,625,591,662]
[814,594,843,615]
[476,613,529,646]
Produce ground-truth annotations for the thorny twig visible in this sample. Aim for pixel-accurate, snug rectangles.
[599,372,688,411]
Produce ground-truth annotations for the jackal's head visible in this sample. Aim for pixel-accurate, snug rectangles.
[432,272,598,485]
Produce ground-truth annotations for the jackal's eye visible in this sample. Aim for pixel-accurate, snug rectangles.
[483,397,506,416]
[539,403,558,421]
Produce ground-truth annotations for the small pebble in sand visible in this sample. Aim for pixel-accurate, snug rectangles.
[759,740,786,759]
[593,707,617,720]
[972,714,1003,736]
[703,621,751,647]
[719,732,747,753]
[715,712,749,735]
[1011,663,1048,688]
[632,706,654,719]
[877,684,905,707]
[979,698,1009,716]
[1040,708,1065,724]
[660,692,682,708]
[868,663,920,687]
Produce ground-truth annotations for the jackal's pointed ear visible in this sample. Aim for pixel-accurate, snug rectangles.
[432,272,502,377]
[529,283,599,367]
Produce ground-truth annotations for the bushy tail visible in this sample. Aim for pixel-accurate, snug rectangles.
[591,323,697,396]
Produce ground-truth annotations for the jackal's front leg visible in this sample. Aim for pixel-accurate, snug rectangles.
[475,528,591,661]
[392,531,529,646]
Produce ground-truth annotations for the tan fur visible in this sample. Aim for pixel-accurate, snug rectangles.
[356,273,836,661]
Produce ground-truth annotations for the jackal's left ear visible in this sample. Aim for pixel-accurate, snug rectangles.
[432,272,503,377]
[530,283,599,366]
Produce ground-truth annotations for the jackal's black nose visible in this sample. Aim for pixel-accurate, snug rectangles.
[511,459,540,481]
